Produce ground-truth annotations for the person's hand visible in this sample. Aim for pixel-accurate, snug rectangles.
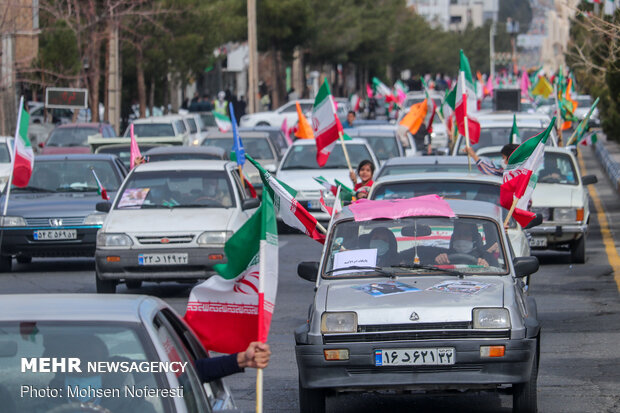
[486,242,499,254]
[435,253,449,265]
[134,156,146,166]
[477,258,489,267]
[464,147,478,161]
[237,341,271,369]
[349,170,357,184]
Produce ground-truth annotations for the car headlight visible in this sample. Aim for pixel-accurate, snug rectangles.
[0,216,26,227]
[321,312,357,333]
[553,208,577,222]
[531,207,551,221]
[0,176,8,189]
[473,308,511,329]
[97,232,133,247]
[84,213,106,226]
[192,138,200,146]
[197,231,232,246]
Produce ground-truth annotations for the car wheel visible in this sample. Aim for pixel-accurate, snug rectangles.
[95,267,117,294]
[298,377,326,413]
[125,280,143,289]
[16,256,32,264]
[570,236,586,264]
[0,256,12,272]
[513,346,538,413]
[256,121,270,126]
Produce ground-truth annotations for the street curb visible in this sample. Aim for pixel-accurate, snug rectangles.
[593,142,620,194]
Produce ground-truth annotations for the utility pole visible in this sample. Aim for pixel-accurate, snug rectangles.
[489,20,496,82]
[107,19,121,134]
[247,0,258,114]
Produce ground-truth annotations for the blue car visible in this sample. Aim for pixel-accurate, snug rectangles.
[0,154,127,271]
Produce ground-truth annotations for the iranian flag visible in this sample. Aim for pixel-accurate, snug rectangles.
[372,77,395,102]
[312,80,342,167]
[246,154,325,243]
[420,77,436,133]
[214,112,233,133]
[319,186,343,217]
[510,114,520,144]
[314,176,337,196]
[90,168,109,200]
[11,100,33,188]
[184,189,278,353]
[500,119,555,227]
[455,50,481,144]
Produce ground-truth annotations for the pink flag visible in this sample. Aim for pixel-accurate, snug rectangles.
[129,124,142,169]
[281,118,293,145]
[520,72,530,99]
[486,74,494,97]
[348,195,455,222]
[366,83,373,99]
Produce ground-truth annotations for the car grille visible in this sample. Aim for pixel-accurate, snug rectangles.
[359,322,471,332]
[298,190,321,199]
[25,217,85,227]
[136,235,195,244]
[323,327,510,344]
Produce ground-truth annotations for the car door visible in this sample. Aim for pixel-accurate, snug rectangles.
[230,168,257,219]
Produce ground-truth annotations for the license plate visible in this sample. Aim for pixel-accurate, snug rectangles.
[33,229,77,240]
[138,253,188,265]
[375,348,455,366]
[529,237,547,247]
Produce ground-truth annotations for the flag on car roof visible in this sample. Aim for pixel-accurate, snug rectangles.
[229,103,245,166]
[510,114,520,144]
[399,99,428,135]
[214,111,233,133]
[10,98,33,188]
[500,119,555,227]
[312,80,343,166]
[129,124,142,170]
[246,154,325,243]
[455,52,481,144]
[90,168,109,200]
[295,101,314,140]
[184,189,278,353]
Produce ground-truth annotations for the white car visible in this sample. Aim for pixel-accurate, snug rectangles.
[94,160,260,293]
[369,172,532,258]
[451,112,558,156]
[124,115,190,145]
[573,94,600,127]
[276,138,379,221]
[239,99,314,127]
[0,137,13,191]
[183,113,207,146]
[478,146,598,263]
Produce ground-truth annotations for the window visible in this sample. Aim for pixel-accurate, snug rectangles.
[46,127,99,147]
[0,142,10,163]
[537,153,578,185]
[175,120,187,134]
[22,160,122,192]
[281,144,372,170]
[187,118,198,134]
[130,124,175,137]
[363,136,400,161]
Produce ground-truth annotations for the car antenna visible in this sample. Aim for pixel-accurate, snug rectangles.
[413,219,420,265]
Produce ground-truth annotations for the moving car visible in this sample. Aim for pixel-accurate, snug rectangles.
[369,173,531,258]
[183,113,207,146]
[295,198,540,413]
[239,99,313,127]
[276,139,379,221]
[40,123,116,154]
[144,146,229,162]
[124,115,189,144]
[94,160,259,293]
[239,125,290,157]
[346,128,404,165]
[400,91,449,152]
[0,294,236,412]
[375,156,480,179]
[0,154,127,271]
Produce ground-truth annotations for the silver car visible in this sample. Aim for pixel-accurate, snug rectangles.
[0,294,236,412]
[295,199,540,413]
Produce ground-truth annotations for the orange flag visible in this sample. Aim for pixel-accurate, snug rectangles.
[295,101,314,139]
[399,99,428,135]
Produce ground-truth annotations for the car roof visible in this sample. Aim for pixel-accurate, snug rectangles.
[144,146,227,157]
[55,123,108,129]
[291,137,369,146]
[383,156,471,166]
[347,128,396,137]
[375,172,501,185]
[133,159,233,172]
[206,131,270,139]
[131,115,184,124]
[334,199,503,223]
[34,154,118,162]
[0,294,165,322]
[478,145,573,156]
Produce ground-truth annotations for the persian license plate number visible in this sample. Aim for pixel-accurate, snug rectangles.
[33,229,77,240]
[529,237,547,247]
[138,253,188,265]
[375,348,455,366]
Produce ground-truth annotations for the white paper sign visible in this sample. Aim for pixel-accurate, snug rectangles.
[332,249,377,275]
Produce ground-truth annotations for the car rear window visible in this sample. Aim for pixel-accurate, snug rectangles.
[130,124,175,137]
[281,144,372,170]
[17,160,121,192]
[47,127,98,147]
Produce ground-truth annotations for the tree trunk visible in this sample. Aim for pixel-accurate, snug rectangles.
[272,46,285,107]
[136,47,147,119]
[87,29,101,123]
[103,27,110,123]
[148,77,155,116]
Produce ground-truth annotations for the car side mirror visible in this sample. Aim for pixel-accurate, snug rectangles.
[242,198,260,210]
[513,256,539,278]
[95,202,112,213]
[581,175,598,186]
[524,214,543,229]
[297,261,319,282]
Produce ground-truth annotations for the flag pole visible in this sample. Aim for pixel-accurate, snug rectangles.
[239,165,246,188]
[338,131,353,174]
[256,368,264,413]
[504,197,518,227]
[3,96,24,217]
[553,82,563,146]
[464,115,472,173]
[566,97,600,146]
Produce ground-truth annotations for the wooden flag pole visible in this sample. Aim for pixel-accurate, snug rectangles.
[256,368,263,413]
[338,131,353,174]
[316,221,327,234]
[464,115,472,172]
[504,197,518,227]
[553,82,563,146]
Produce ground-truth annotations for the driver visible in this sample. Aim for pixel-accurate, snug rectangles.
[368,227,398,266]
[540,156,562,182]
[434,222,497,267]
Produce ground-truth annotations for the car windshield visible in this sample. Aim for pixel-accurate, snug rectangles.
[147,153,223,162]
[281,144,372,170]
[324,216,507,277]
[537,152,578,185]
[202,137,275,160]
[0,142,10,163]
[575,97,592,107]
[361,135,399,161]
[47,127,98,147]
[97,145,160,170]
[0,322,167,413]
[456,127,549,153]
[200,113,216,127]
[15,160,121,193]
[404,97,441,108]
[128,124,175,137]
[186,118,198,134]
[116,170,235,209]
[379,163,478,177]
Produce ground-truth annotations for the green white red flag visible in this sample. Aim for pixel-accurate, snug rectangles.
[312,80,343,167]
[500,118,555,227]
[184,189,278,353]
[11,100,33,188]
[246,154,325,243]
[510,114,520,144]
[455,51,481,144]
[372,77,395,102]
[214,111,233,133]
[314,176,337,196]
[90,168,109,200]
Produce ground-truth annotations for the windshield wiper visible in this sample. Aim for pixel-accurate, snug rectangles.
[59,186,100,192]
[390,264,467,279]
[168,204,218,208]
[12,186,55,193]
[325,265,394,277]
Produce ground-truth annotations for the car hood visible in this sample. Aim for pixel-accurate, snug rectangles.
[41,146,91,154]
[104,208,238,233]
[532,183,583,208]
[324,276,504,324]
[3,192,113,218]
[276,169,352,193]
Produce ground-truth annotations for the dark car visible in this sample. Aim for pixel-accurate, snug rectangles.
[0,154,127,271]
[143,146,229,162]
[376,156,481,179]
[41,123,117,155]
[96,143,166,170]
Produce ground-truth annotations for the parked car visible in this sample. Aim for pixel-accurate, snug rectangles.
[0,154,127,271]
[94,160,259,293]
[239,99,313,127]
[40,123,117,154]
[295,198,541,413]
[0,293,236,412]
[0,136,13,191]
[346,128,404,165]
[28,102,73,125]
[276,138,379,222]
[369,172,531,258]
[144,146,229,162]
[376,156,480,179]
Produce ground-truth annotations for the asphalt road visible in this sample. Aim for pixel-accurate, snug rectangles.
[1,146,619,412]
